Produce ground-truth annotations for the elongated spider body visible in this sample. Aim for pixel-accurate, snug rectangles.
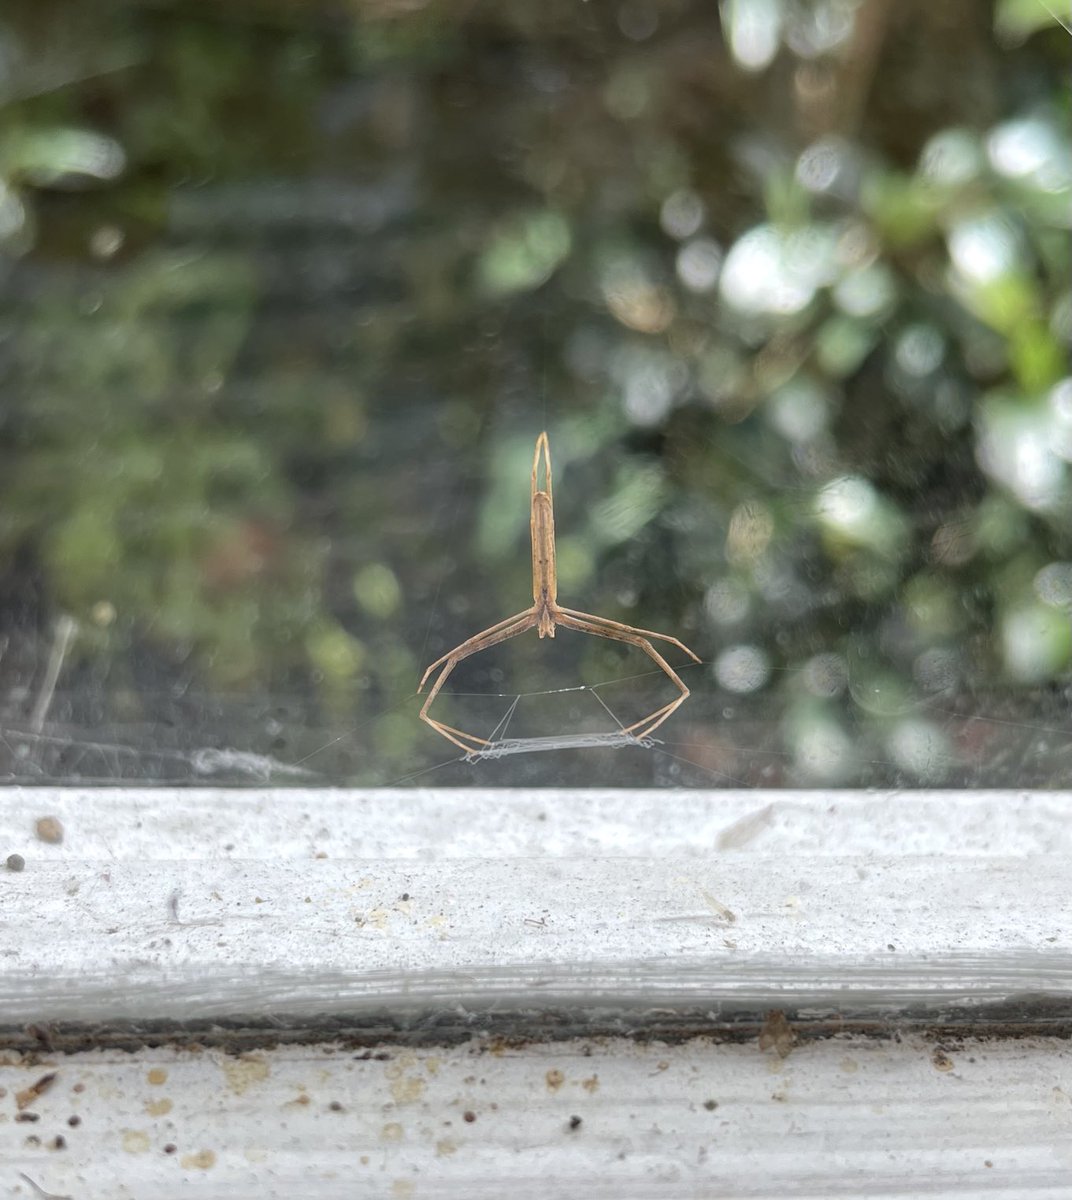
[418,433,700,754]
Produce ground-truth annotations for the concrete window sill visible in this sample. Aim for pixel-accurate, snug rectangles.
[1,788,1069,1197]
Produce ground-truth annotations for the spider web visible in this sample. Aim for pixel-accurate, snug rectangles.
[0,640,677,785]
[4,628,1070,789]
[4,669,1071,788]
[461,684,656,761]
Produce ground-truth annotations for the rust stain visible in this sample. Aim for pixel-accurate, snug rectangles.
[221,1053,270,1095]
[145,1098,173,1117]
[932,1048,954,1072]
[147,1068,168,1086]
[385,1054,425,1104]
[758,1011,796,1059]
[389,1074,425,1104]
[121,1129,151,1154]
[16,1072,57,1111]
[180,1149,217,1170]
[381,1122,404,1142]
[545,1068,565,1092]
[34,816,64,844]
[435,1139,457,1157]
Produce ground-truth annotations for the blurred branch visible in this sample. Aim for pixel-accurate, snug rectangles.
[833,0,893,137]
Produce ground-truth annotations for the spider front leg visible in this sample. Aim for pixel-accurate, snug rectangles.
[554,611,693,740]
[556,606,701,664]
[418,610,537,753]
[419,608,537,691]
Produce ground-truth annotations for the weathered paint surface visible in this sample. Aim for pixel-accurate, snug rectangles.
[4,1035,1072,1199]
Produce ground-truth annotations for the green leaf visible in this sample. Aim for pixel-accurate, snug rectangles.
[816,316,877,378]
[478,211,571,296]
[1009,320,1066,391]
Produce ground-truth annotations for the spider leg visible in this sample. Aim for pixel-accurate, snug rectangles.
[419,607,536,691]
[420,716,493,756]
[622,697,685,740]
[419,611,538,751]
[555,606,701,663]
[554,612,691,739]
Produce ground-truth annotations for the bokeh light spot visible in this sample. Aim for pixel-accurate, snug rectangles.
[801,653,847,698]
[660,189,705,239]
[721,0,783,72]
[676,238,723,292]
[714,644,771,693]
[704,578,751,626]
[948,213,1019,285]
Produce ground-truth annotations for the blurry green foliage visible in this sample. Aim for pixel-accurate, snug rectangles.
[0,0,1069,787]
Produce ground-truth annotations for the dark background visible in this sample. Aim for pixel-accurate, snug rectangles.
[0,0,1069,787]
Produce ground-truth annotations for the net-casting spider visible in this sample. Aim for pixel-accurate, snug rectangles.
[418,432,700,754]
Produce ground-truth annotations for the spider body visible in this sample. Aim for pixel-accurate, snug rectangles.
[530,435,557,637]
[418,432,700,754]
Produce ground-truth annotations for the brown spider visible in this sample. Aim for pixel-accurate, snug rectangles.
[418,432,700,754]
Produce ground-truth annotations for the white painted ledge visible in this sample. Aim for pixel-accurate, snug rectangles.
[5,1035,1072,1200]
[3,786,1068,859]
[2,788,1070,1198]
[0,789,1069,1037]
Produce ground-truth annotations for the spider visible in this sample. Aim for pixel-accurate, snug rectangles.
[418,432,701,754]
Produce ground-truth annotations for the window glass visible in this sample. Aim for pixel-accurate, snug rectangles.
[0,0,1068,788]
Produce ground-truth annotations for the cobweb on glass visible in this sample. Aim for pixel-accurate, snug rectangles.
[457,681,656,762]
[0,665,667,784]
[0,724,321,785]
[469,732,654,761]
